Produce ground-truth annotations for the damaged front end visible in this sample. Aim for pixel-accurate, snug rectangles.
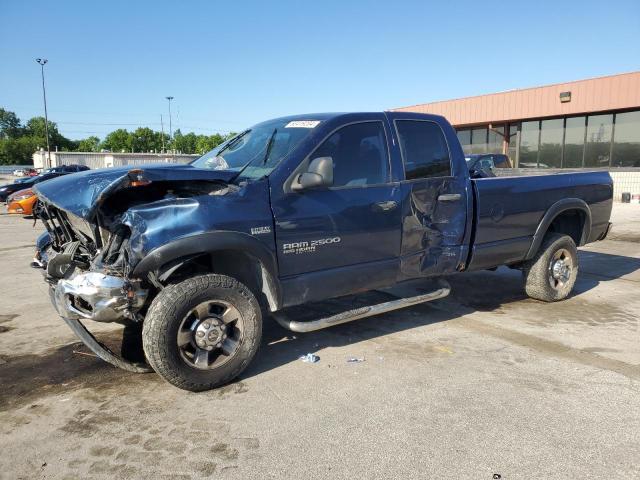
[32,201,152,372]
[32,165,238,372]
[35,201,148,325]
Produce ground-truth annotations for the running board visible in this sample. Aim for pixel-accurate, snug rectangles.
[272,279,451,333]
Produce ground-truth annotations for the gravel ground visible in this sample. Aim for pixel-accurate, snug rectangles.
[0,203,638,479]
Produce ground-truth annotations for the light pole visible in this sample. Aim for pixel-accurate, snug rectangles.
[36,58,51,168]
[160,114,166,153]
[165,96,174,152]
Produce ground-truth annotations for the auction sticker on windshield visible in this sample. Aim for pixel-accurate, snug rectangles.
[285,120,320,129]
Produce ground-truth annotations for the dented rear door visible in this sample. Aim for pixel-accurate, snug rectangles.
[387,114,471,279]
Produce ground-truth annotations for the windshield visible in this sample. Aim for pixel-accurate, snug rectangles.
[191,118,320,180]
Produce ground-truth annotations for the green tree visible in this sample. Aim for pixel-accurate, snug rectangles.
[0,136,39,164]
[173,129,198,154]
[25,117,75,151]
[77,136,101,152]
[102,129,133,152]
[131,127,164,152]
[0,105,241,164]
[195,133,227,154]
[0,108,23,139]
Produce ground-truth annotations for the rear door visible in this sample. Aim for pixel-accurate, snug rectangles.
[271,118,402,278]
[389,115,470,278]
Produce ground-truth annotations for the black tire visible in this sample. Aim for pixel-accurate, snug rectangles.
[142,274,262,391]
[523,233,578,302]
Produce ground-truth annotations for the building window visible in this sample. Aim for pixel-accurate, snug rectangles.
[454,108,640,170]
[457,129,471,155]
[539,118,563,168]
[584,114,613,167]
[395,120,451,179]
[487,125,505,154]
[471,128,488,154]
[612,111,640,167]
[563,116,585,168]
[519,121,539,168]
[507,123,520,166]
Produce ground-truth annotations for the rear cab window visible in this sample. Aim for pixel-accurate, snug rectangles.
[395,120,451,179]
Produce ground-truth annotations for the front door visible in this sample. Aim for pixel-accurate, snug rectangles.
[271,120,402,279]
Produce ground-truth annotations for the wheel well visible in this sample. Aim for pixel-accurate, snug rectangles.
[159,250,280,312]
[546,209,585,245]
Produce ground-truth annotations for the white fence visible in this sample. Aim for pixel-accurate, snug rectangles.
[32,151,199,170]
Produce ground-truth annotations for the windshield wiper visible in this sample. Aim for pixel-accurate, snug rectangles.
[228,128,278,184]
[216,129,250,157]
[262,128,277,165]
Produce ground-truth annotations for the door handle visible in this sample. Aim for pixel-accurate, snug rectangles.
[373,200,398,211]
[437,193,462,202]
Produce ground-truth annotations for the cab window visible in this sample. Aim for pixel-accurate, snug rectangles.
[395,120,451,179]
[311,121,389,187]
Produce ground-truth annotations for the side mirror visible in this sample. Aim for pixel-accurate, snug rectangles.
[469,168,495,179]
[292,156,333,191]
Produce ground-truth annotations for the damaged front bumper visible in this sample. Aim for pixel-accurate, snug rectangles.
[48,270,153,373]
[52,271,147,323]
[34,202,154,373]
[38,269,154,374]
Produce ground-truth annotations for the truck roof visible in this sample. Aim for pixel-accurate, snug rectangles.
[260,111,448,126]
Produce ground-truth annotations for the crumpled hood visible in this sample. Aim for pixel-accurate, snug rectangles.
[33,163,236,220]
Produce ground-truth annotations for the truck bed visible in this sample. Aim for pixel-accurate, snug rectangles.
[467,171,613,271]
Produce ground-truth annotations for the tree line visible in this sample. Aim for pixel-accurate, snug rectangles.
[0,107,234,165]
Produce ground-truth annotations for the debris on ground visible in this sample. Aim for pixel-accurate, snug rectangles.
[299,353,320,363]
[72,350,98,358]
[346,357,365,363]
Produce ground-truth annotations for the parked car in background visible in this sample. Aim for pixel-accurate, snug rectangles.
[14,176,34,185]
[465,154,512,176]
[0,172,69,202]
[12,168,37,177]
[41,164,90,174]
[7,188,38,215]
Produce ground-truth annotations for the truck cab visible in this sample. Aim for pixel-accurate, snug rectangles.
[267,112,471,305]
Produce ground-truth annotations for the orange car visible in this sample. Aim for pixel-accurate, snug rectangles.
[7,188,38,215]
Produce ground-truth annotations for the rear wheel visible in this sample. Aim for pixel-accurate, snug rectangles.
[523,233,578,302]
[142,274,262,391]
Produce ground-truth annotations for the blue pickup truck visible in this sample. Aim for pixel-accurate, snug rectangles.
[33,112,613,391]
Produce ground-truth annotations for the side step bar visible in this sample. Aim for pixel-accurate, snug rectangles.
[272,279,451,333]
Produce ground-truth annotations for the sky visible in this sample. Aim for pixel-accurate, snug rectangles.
[1,0,639,140]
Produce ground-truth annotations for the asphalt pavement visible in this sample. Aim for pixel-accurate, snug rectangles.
[0,203,638,479]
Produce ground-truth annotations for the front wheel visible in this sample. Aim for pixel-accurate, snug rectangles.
[523,233,578,302]
[142,274,262,391]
